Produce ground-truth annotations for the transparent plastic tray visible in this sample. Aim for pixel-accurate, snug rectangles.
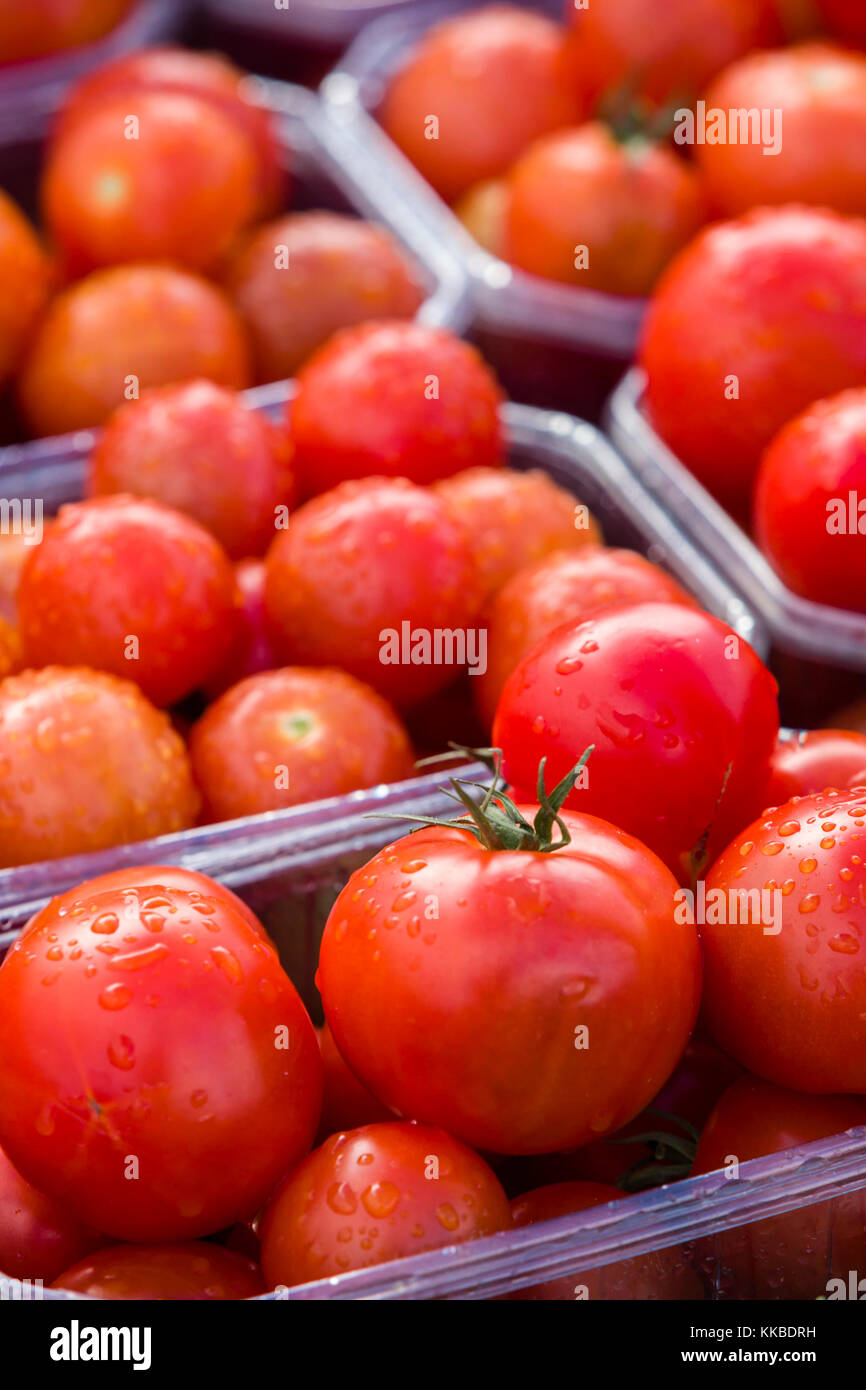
[322,0,646,415]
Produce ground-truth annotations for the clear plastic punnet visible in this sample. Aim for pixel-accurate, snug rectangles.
[322,0,647,417]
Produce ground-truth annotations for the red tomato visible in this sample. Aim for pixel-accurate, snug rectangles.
[318,808,701,1155]
[289,321,504,497]
[0,615,19,681]
[0,189,51,389]
[766,730,866,803]
[0,668,198,868]
[493,602,779,882]
[202,559,281,700]
[88,380,296,561]
[564,0,783,111]
[52,1241,264,1300]
[316,1023,393,1141]
[504,124,706,295]
[56,45,285,218]
[380,6,582,202]
[189,667,414,820]
[0,1140,108,1282]
[814,0,866,44]
[18,264,251,437]
[693,1076,866,1176]
[754,388,866,611]
[433,467,600,605]
[0,0,131,62]
[475,547,693,729]
[640,206,866,516]
[260,1121,511,1287]
[0,873,322,1240]
[702,786,866,1091]
[0,531,28,622]
[19,495,238,707]
[264,476,482,707]
[222,213,424,384]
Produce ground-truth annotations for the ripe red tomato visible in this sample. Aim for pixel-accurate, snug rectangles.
[380,6,582,202]
[494,602,779,882]
[19,495,238,707]
[0,1140,108,1282]
[52,1241,265,1300]
[203,559,281,700]
[754,388,866,611]
[264,476,482,707]
[0,0,131,62]
[222,213,424,384]
[504,124,706,295]
[189,667,414,820]
[813,0,866,44]
[766,730,866,803]
[18,264,251,437]
[88,380,296,561]
[289,321,504,497]
[0,190,51,390]
[564,0,783,111]
[640,206,866,516]
[316,1023,393,1141]
[0,532,27,623]
[433,467,600,605]
[693,1076,866,1176]
[0,615,19,681]
[0,667,198,869]
[260,1121,512,1287]
[318,807,701,1155]
[702,786,866,1091]
[475,547,693,729]
[55,45,285,218]
[0,873,322,1241]
[696,45,866,220]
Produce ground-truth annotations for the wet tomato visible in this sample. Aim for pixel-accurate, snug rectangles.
[202,559,281,700]
[766,729,866,803]
[316,1023,393,1142]
[52,1242,265,1300]
[0,1140,108,1282]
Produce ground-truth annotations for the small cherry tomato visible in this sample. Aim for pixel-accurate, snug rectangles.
[202,559,281,701]
[0,1140,108,1282]
[52,1241,265,1300]
[0,190,51,390]
[766,729,866,803]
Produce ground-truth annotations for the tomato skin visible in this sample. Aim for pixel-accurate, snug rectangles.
[493,602,779,882]
[18,264,251,437]
[264,476,482,708]
[203,559,281,701]
[19,495,238,707]
[693,1076,866,1176]
[640,206,866,516]
[318,813,701,1155]
[475,547,693,730]
[0,532,28,623]
[814,0,866,44]
[222,213,423,384]
[381,6,582,202]
[289,321,505,497]
[52,1242,265,1300]
[754,388,866,611]
[0,189,51,389]
[504,124,706,295]
[0,1141,108,1282]
[260,1121,512,1287]
[702,786,866,1092]
[766,730,866,804]
[0,876,322,1241]
[88,380,296,561]
[0,668,198,869]
[0,0,131,62]
[316,1023,393,1141]
[189,667,414,820]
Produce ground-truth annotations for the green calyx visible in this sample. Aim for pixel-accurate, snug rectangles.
[610,1109,700,1194]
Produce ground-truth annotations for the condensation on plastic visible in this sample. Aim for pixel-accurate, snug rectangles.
[0,0,187,147]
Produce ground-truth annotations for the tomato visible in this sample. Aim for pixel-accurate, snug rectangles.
[640,207,866,517]
[766,730,866,804]
[222,213,424,384]
[0,0,131,62]
[189,667,414,820]
[19,495,238,707]
[504,124,706,295]
[380,6,582,202]
[0,532,28,623]
[453,179,508,258]
[0,872,322,1241]
[316,1023,393,1142]
[564,0,783,112]
[475,547,693,730]
[264,476,482,707]
[88,380,296,561]
[433,467,600,606]
[52,1241,264,1300]
[754,388,866,611]
[702,786,866,1092]
[203,559,281,700]
[55,45,285,218]
[43,90,259,278]
[18,264,251,437]
[494,602,779,882]
[693,1076,866,1176]
[0,1140,108,1282]
[260,1121,511,1287]
[0,615,19,681]
[814,0,866,44]
[289,321,504,497]
[0,190,50,393]
[318,801,701,1154]
[0,668,198,868]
